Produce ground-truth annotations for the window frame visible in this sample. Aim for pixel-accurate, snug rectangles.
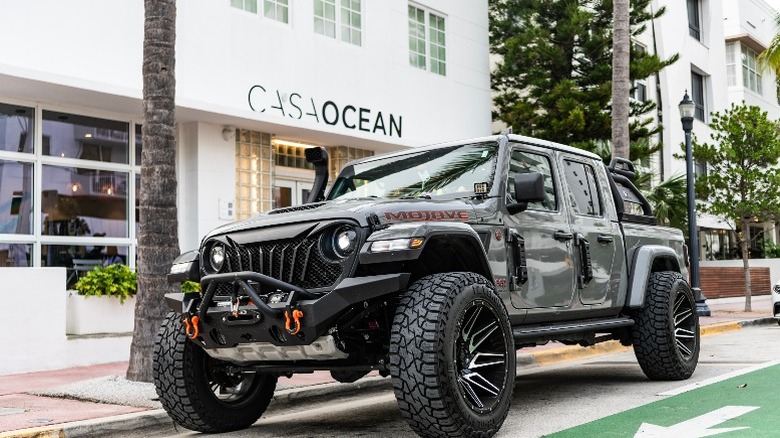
[408,3,447,76]
[691,71,706,122]
[562,159,604,218]
[741,45,763,95]
[230,0,258,14]
[263,0,289,24]
[506,148,558,212]
[687,0,701,41]
[313,0,362,46]
[0,99,141,271]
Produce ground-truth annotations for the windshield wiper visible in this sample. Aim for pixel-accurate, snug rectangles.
[398,194,432,200]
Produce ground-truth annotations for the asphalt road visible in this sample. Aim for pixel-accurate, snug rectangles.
[125,325,780,438]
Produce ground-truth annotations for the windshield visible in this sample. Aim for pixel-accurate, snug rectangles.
[327,142,499,200]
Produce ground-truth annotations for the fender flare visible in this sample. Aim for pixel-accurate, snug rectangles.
[626,245,683,308]
[358,222,491,278]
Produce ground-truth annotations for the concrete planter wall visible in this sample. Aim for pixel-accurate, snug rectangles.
[66,292,136,335]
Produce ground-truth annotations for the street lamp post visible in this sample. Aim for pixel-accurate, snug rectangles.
[679,91,711,316]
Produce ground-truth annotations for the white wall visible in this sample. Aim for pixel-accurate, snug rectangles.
[0,0,491,150]
[653,0,728,180]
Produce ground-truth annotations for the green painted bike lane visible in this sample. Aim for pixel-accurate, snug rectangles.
[549,363,780,437]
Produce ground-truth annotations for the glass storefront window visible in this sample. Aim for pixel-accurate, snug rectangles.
[42,110,129,164]
[0,103,34,153]
[42,244,129,289]
[41,165,129,238]
[0,242,32,267]
[0,160,33,235]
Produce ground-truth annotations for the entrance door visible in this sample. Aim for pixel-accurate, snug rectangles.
[274,179,312,209]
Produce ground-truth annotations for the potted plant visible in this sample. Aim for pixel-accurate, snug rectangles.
[66,264,137,335]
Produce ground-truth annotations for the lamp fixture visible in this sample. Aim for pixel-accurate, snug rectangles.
[221,126,236,141]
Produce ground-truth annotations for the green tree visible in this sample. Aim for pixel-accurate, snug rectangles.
[490,0,677,159]
[640,174,688,233]
[693,103,780,312]
[127,0,180,382]
[757,13,780,103]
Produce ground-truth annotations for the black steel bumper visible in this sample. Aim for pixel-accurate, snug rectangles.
[164,271,409,349]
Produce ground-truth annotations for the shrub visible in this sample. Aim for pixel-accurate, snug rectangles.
[182,280,201,293]
[74,264,137,304]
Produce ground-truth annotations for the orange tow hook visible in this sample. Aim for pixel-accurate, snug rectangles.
[284,309,304,336]
[184,315,200,340]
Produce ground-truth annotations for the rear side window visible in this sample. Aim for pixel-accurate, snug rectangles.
[563,160,602,216]
[507,150,557,211]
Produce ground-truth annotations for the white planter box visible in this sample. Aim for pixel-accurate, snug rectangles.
[66,292,136,335]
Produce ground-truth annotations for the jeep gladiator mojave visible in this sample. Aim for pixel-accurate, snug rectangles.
[154,134,699,438]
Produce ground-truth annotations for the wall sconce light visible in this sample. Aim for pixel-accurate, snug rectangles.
[222,126,236,141]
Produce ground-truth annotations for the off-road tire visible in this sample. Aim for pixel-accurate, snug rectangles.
[153,312,277,432]
[389,272,515,438]
[630,271,699,380]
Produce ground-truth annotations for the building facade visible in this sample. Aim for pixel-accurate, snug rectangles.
[641,0,780,261]
[0,0,491,281]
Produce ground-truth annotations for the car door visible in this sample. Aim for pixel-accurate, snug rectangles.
[559,156,619,305]
[504,145,577,310]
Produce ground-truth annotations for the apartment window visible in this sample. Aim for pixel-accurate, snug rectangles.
[231,0,258,14]
[691,72,706,121]
[687,0,701,40]
[742,46,763,95]
[408,4,446,76]
[726,43,737,86]
[313,0,362,46]
[264,0,288,23]
[632,82,647,102]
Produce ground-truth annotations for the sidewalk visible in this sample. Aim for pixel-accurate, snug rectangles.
[1,295,776,437]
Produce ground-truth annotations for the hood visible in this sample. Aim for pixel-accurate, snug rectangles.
[203,197,488,241]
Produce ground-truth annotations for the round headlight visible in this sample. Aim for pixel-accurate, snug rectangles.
[210,244,225,272]
[327,226,357,259]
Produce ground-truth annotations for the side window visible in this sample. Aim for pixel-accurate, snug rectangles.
[563,160,602,216]
[507,150,556,211]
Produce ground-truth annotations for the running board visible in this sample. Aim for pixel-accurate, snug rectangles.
[512,317,634,343]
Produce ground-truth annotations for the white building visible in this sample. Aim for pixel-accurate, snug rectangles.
[0,0,492,276]
[645,0,780,260]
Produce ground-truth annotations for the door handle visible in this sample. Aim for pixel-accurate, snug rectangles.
[553,231,573,241]
[597,234,614,244]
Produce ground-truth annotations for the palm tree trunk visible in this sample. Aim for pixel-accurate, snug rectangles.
[611,0,630,159]
[127,0,180,382]
[740,220,753,312]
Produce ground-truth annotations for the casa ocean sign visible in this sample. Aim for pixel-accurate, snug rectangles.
[248,84,403,138]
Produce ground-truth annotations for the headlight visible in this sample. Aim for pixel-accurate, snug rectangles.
[370,237,425,252]
[320,226,358,260]
[334,227,357,257]
[210,244,225,272]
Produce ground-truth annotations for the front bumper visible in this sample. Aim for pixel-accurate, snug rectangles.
[165,271,409,350]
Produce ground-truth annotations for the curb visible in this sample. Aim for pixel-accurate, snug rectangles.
[3,316,775,437]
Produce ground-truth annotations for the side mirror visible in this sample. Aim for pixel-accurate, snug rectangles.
[506,172,545,214]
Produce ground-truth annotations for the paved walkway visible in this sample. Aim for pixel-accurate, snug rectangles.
[0,295,774,437]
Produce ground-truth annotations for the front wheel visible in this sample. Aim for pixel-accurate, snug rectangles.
[153,313,277,433]
[389,272,515,438]
[630,271,700,380]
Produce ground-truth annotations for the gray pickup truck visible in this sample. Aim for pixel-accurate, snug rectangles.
[155,134,699,438]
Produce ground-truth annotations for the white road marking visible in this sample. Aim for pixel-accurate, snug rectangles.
[634,406,759,437]
[658,360,780,397]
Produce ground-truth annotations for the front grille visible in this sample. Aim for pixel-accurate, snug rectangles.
[205,235,345,296]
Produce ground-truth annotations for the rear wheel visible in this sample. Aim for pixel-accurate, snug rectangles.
[630,271,699,380]
[153,313,277,432]
[389,272,515,438]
